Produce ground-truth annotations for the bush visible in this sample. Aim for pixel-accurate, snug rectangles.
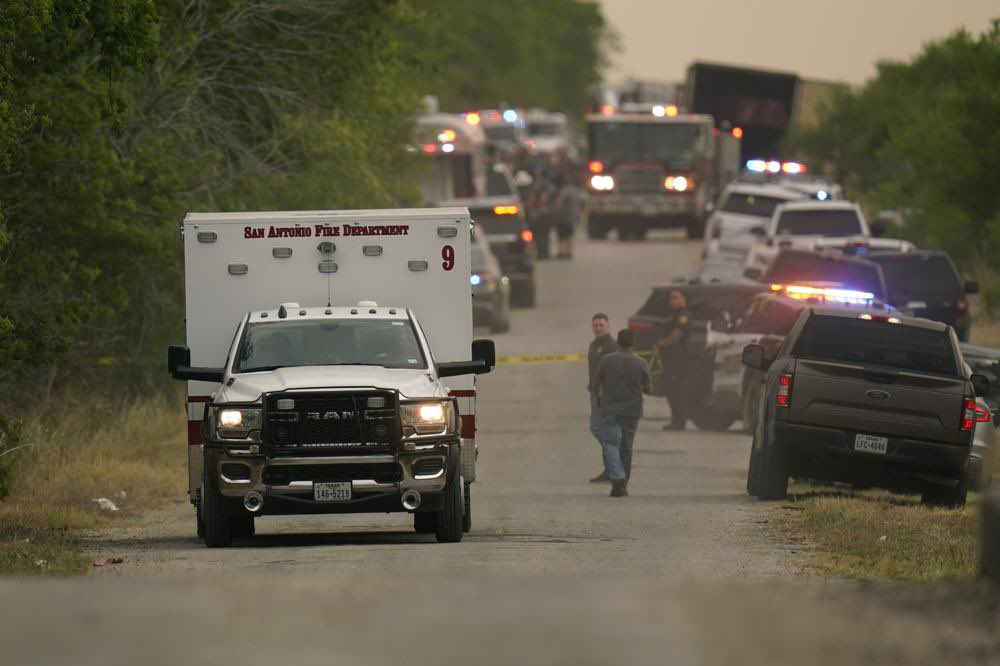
[0,415,24,500]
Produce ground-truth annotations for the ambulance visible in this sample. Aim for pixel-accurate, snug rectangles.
[167,208,494,547]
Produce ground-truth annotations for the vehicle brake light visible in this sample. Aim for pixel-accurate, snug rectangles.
[962,397,976,431]
[765,237,774,247]
[600,104,615,116]
[776,373,793,407]
[521,229,534,243]
[732,126,744,139]
[975,404,990,423]
[629,320,654,331]
[493,205,519,216]
[957,298,968,313]
[588,160,604,174]
[422,144,437,154]
[710,223,720,239]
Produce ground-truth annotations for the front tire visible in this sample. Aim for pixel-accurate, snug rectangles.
[462,481,472,533]
[435,475,464,543]
[201,455,233,548]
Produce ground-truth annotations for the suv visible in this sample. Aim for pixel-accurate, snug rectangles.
[868,250,978,341]
[743,308,989,507]
[703,183,805,262]
[750,249,888,300]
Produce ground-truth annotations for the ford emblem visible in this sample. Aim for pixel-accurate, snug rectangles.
[866,389,891,400]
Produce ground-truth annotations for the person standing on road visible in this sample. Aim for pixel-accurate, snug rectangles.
[553,165,585,260]
[656,289,692,431]
[588,313,619,483]
[591,329,653,497]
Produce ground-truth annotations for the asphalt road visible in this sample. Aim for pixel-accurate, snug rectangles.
[2,232,998,665]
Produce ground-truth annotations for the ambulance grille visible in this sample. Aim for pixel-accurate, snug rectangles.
[614,166,664,194]
[264,391,398,456]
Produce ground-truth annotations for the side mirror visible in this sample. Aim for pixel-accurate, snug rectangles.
[869,220,888,238]
[742,343,770,371]
[167,345,225,383]
[965,281,980,295]
[437,339,497,377]
[472,339,496,371]
[971,373,990,398]
[743,266,763,281]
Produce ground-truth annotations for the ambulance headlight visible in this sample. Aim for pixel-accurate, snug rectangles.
[215,408,262,439]
[401,401,455,436]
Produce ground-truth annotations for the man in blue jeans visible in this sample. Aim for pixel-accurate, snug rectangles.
[591,329,653,497]
[588,313,618,482]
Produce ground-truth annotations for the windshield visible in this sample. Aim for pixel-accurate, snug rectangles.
[870,255,961,300]
[589,122,701,164]
[528,122,562,137]
[233,319,427,372]
[484,125,517,143]
[775,209,863,236]
[474,210,522,235]
[794,316,957,376]
[721,192,794,217]
[764,254,884,297]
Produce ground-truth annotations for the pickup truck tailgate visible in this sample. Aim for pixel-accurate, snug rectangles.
[788,359,967,445]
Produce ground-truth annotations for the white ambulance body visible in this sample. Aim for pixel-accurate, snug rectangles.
[170,208,493,546]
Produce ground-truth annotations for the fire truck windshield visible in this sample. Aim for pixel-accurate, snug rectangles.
[589,122,701,165]
[234,319,428,372]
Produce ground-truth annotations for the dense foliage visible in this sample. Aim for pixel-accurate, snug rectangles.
[0,0,611,411]
[790,21,1000,306]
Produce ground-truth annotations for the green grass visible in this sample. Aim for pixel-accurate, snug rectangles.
[0,397,187,575]
[776,485,985,581]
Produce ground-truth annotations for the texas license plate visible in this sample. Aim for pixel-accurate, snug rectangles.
[854,434,888,455]
[313,482,352,502]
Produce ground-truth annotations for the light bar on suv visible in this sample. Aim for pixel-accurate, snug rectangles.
[770,284,875,306]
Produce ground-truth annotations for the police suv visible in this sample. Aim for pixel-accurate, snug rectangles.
[168,208,494,547]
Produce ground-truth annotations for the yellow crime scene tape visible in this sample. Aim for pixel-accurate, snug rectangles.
[496,351,657,365]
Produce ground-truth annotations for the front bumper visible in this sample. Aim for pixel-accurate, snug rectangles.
[210,436,459,514]
[774,420,969,487]
[587,194,697,217]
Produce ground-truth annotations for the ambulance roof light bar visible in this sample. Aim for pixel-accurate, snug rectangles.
[770,284,875,305]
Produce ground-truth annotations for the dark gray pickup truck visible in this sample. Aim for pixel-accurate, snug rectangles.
[743,307,989,507]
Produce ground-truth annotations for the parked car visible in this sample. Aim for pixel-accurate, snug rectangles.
[749,249,889,301]
[703,183,806,262]
[868,250,978,341]
[471,229,511,333]
[744,307,989,507]
[442,196,536,307]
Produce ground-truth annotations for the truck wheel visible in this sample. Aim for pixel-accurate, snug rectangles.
[756,440,790,501]
[691,405,736,432]
[747,439,761,497]
[921,480,968,509]
[201,457,233,548]
[413,511,436,534]
[229,516,255,540]
[462,481,472,533]
[435,475,464,543]
[587,216,610,240]
[686,218,705,239]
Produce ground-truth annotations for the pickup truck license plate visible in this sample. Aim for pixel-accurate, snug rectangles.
[854,434,888,455]
[314,482,352,502]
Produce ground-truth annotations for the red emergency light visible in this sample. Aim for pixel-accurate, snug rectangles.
[422,144,437,154]
[588,160,604,174]
[732,127,744,139]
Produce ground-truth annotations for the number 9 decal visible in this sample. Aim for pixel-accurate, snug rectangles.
[442,245,455,271]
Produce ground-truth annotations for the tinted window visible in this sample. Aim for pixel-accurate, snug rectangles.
[528,122,562,137]
[473,210,523,234]
[775,209,862,236]
[721,193,793,217]
[794,316,957,376]
[589,122,702,164]
[484,126,517,143]
[870,255,961,300]
[234,320,427,372]
[764,254,883,297]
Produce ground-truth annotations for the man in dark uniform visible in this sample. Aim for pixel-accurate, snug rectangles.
[656,289,692,431]
[588,312,618,482]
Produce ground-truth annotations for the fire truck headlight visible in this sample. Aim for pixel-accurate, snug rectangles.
[401,402,454,436]
[664,176,691,192]
[590,174,615,191]
[216,408,262,440]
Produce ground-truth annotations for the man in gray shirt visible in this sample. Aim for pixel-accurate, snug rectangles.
[590,329,653,497]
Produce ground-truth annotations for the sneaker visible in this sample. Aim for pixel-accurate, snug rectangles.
[589,472,611,483]
[610,480,628,497]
